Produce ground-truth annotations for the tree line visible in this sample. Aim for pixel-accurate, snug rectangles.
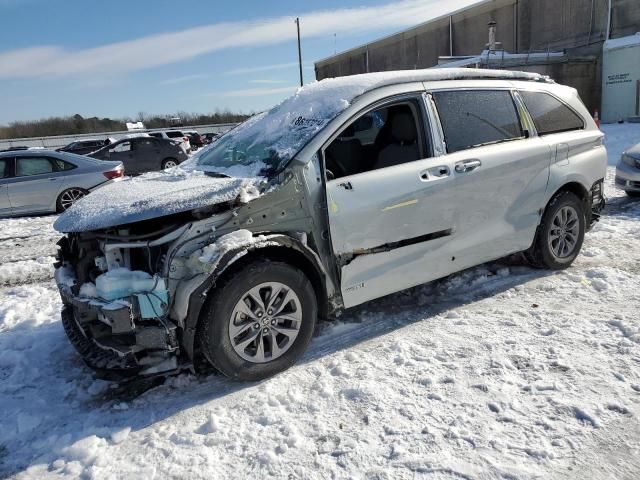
[0,110,252,139]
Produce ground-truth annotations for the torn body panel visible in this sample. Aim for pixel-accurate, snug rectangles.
[54,168,339,378]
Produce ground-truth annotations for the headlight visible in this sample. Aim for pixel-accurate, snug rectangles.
[622,153,640,169]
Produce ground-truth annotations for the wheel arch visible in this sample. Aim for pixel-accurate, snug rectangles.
[542,180,591,224]
[180,235,330,361]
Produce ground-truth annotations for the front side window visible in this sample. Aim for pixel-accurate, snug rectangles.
[16,157,55,176]
[110,141,131,153]
[324,100,425,179]
[433,90,524,153]
[520,90,584,135]
[166,131,183,139]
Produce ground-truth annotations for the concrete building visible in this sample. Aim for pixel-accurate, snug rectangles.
[602,34,640,122]
[314,0,640,119]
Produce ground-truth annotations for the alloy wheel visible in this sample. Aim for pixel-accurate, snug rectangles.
[163,160,178,169]
[228,282,302,363]
[59,188,86,211]
[548,205,580,258]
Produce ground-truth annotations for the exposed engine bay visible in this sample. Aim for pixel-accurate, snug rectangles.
[56,218,196,379]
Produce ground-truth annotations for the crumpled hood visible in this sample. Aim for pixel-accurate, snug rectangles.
[54,169,261,233]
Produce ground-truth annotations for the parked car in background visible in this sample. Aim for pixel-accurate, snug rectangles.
[183,130,204,150]
[615,141,640,197]
[53,68,606,382]
[1,146,30,152]
[203,132,221,144]
[57,139,108,156]
[89,136,188,174]
[148,130,191,154]
[0,150,123,217]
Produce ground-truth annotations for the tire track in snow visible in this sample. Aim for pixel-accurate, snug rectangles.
[0,234,59,264]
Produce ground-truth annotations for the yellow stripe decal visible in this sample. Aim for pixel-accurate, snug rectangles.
[382,199,418,212]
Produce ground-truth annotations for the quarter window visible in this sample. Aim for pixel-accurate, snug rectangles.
[432,90,524,153]
[54,159,75,170]
[520,90,584,135]
[16,157,55,176]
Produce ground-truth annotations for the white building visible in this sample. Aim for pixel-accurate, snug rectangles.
[602,33,640,123]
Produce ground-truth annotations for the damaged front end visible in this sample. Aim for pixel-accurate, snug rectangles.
[55,220,192,380]
[53,168,336,381]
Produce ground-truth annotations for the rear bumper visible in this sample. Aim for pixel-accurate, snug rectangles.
[88,177,121,192]
[588,179,605,229]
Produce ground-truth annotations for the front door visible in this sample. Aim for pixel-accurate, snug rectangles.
[324,95,460,308]
[7,156,67,214]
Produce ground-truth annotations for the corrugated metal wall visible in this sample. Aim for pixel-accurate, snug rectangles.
[314,0,640,112]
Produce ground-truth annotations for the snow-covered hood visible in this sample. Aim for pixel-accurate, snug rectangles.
[625,142,640,158]
[54,169,262,233]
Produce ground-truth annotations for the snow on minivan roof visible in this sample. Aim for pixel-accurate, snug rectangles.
[194,68,551,175]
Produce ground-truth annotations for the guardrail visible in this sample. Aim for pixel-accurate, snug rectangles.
[0,123,239,150]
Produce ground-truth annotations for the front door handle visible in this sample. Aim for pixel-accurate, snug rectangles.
[455,159,482,173]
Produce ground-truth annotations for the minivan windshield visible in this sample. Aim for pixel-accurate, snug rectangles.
[193,85,354,178]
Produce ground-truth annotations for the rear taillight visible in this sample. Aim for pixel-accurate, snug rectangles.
[103,166,124,180]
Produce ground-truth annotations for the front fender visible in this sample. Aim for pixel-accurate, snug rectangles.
[178,233,329,360]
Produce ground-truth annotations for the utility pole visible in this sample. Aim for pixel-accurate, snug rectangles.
[295,17,303,87]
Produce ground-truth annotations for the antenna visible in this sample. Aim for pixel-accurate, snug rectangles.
[295,17,303,87]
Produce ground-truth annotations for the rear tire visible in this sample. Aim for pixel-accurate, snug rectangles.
[198,260,317,381]
[524,191,585,270]
[56,187,88,212]
[161,158,178,169]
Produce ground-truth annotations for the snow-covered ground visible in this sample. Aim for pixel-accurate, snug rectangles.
[1,123,639,479]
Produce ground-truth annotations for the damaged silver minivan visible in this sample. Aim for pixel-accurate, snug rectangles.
[54,68,606,381]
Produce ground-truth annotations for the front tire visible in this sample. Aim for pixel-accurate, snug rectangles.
[525,191,585,270]
[198,260,317,381]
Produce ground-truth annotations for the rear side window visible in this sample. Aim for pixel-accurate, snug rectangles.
[520,91,584,135]
[135,139,156,149]
[166,131,183,138]
[16,157,55,176]
[433,90,524,153]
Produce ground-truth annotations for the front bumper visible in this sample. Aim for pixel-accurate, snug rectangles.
[56,269,180,381]
[615,160,640,192]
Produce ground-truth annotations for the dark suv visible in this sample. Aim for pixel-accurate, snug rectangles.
[89,137,188,174]
[57,139,108,156]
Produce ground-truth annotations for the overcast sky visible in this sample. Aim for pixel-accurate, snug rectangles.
[0,0,479,124]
